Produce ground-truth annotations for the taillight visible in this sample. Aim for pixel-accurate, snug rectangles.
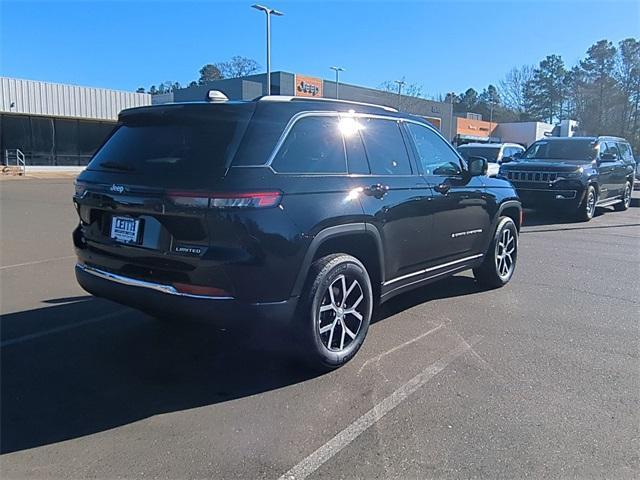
[166,191,210,208]
[210,191,281,208]
[166,191,282,209]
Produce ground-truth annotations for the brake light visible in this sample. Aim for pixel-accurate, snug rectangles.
[166,191,282,209]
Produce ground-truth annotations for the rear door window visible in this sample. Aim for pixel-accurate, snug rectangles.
[272,116,347,174]
[359,118,412,175]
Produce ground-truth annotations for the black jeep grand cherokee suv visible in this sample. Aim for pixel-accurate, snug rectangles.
[500,136,635,221]
[73,96,521,369]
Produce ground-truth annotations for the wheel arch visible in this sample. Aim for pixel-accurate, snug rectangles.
[290,223,384,300]
[496,200,522,232]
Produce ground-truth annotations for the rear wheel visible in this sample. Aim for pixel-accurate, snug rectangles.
[473,216,518,288]
[614,181,632,211]
[577,185,597,221]
[296,254,373,371]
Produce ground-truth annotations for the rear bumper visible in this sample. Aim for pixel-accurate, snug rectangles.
[75,263,298,328]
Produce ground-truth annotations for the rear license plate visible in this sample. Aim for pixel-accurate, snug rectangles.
[110,216,140,244]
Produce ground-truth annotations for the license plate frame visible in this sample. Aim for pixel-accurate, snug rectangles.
[110,216,141,244]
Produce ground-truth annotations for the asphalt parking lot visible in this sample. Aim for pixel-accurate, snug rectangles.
[1,177,639,479]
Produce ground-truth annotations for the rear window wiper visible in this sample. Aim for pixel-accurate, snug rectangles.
[98,161,136,172]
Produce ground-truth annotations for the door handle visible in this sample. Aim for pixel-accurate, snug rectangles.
[363,183,389,199]
[434,182,451,194]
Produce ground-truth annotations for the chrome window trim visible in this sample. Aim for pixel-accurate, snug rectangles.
[262,111,445,176]
[382,253,483,286]
[230,110,456,177]
[77,263,234,300]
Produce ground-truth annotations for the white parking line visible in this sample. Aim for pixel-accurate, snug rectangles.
[1,310,129,348]
[0,255,76,271]
[358,322,444,374]
[278,335,481,480]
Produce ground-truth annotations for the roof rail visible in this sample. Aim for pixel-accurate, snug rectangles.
[257,95,398,113]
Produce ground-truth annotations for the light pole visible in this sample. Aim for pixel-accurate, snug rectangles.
[252,4,284,96]
[330,66,345,99]
[448,92,455,142]
[489,97,496,142]
[394,79,405,110]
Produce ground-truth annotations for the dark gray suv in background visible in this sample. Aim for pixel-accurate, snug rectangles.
[500,136,635,221]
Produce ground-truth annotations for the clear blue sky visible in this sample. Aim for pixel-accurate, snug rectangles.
[1,1,638,96]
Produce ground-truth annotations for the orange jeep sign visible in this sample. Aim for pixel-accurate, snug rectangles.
[295,74,323,97]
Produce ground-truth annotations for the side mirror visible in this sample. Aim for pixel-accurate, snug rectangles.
[468,156,488,176]
[513,151,523,159]
[600,152,617,162]
[501,156,513,164]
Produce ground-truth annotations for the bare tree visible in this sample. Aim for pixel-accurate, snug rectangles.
[216,56,261,79]
[499,65,534,114]
[379,79,424,111]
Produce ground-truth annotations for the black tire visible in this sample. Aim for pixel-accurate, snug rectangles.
[577,185,597,221]
[473,216,518,288]
[295,254,373,371]
[614,181,632,211]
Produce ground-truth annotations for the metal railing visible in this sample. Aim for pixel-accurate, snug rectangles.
[4,149,26,175]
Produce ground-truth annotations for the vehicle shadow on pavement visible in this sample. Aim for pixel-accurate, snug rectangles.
[521,208,601,227]
[1,275,489,454]
[373,274,487,323]
[0,298,315,454]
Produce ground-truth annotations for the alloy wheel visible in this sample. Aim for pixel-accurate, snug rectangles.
[495,227,516,280]
[586,189,596,218]
[624,184,631,208]
[317,274,366,352]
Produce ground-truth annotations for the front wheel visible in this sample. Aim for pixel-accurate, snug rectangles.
[577,185,597,221]
[473,216,518,288]
[295,254,373,371]
[614,181,632,211]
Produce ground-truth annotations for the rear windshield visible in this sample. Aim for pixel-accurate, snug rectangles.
[523,139,597,161]
[87,104,255,183]
[458,146,500,163]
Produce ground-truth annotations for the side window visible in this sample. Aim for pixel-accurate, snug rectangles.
[406,123,462,176]
[507,146,523,157]
[617,142,634,162]
[272,116,346,174]
[606,141,620,157]
[598,142,609,158]
[359,118,412,175]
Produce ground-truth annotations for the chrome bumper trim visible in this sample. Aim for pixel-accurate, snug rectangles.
[76,263,234,300]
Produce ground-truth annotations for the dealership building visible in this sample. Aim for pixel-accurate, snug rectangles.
[0,77,151,166]
[157,71,455,139]
[3,73,496,167]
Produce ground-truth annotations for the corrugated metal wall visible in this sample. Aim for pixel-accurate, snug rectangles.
[0,77,152,121]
